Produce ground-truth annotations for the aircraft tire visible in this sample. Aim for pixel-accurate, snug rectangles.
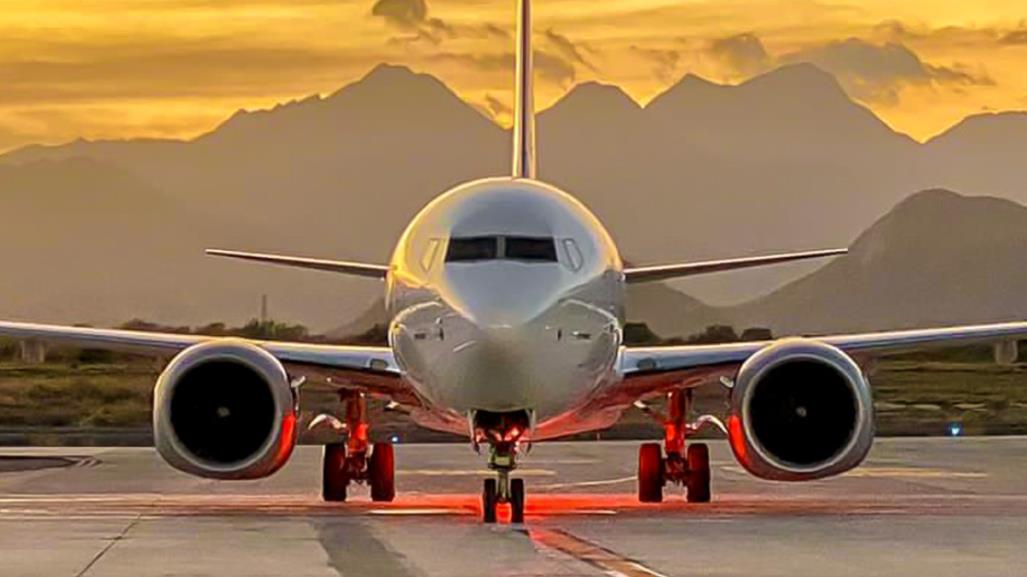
[510,478,525,523]
[369,442,396,502]
[686,443,711,503]
[482,478,498,523]
[638,442,664,503]
[322,443,349,502]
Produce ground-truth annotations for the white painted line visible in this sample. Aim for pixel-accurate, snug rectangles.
[398,468,557,477]
[534,475,636,490]
[367,508,463,516]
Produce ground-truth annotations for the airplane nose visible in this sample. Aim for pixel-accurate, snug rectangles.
[442,264,561,328]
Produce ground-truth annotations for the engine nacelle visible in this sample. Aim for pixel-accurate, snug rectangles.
[727,338,874,481]
[153,340,298,479]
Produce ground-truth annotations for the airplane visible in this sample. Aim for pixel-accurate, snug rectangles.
[3,0,1027,524]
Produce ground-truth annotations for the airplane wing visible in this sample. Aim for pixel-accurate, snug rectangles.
[205,249,389,279]
[603,321,1027,410]
[0,321,417,404]
[624,248,847,283]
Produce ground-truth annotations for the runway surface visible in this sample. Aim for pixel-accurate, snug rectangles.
[1,438,1025,577]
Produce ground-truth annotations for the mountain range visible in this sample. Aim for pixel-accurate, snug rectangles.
[1,63,1025,333]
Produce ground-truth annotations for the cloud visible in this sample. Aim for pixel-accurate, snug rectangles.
[370,0,428,28]
[874,20,1027,49]
[371,0,506,45]
[781,38,992,104]
[630,46,680,82]
[534,52,578,86]
[708,33,772,76]
[429,50,576,86]
[1000,30,1027,45]
[483,94,511,118]
[543,29,597,72]
[0,39,373,106]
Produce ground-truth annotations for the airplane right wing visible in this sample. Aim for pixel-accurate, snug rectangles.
[598,320,1027,411]
[624,248,848,283]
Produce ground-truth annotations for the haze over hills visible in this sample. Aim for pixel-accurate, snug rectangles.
[727,189,1027,335]
[1,63,1026,331]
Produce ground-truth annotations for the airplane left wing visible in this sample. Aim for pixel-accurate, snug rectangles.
[604,320,1027,410]
[206,249,389,279]
[0,321,415,404]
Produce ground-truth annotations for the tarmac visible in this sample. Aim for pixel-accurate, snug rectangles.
[1,437,1025,577]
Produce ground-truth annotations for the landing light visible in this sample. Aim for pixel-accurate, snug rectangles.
[391,435,401,444]
[948,423,963,437]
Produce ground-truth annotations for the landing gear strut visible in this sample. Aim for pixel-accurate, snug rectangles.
[637,390,711,503]
[321,393,395,502]
[474,410,530,523]
[481,442,526,523]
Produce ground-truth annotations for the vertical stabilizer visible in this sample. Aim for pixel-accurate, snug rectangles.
[512,0,536,179]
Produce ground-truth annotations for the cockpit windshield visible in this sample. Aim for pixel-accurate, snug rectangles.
[446,236,558,263]
[505,237,557,261]
[445,237,498,262]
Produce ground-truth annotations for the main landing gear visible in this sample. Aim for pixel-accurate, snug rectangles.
[321,393,395,503]
[637,390,712,503]
[475,410,530,523]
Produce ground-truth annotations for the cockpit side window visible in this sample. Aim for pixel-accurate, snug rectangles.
[504,237,557,262]
[421,238,441,271]
[446,237,499,262]
[562,239,584,271]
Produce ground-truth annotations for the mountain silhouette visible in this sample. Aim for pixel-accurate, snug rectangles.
[1,64,1026,330]
[725,189,1027,334]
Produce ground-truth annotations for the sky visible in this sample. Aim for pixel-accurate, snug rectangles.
[0,0,1025,151]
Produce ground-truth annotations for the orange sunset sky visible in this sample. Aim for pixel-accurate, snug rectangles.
[1,0,1026,151]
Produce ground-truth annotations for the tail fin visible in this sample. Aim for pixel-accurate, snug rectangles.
[512,0,536,179]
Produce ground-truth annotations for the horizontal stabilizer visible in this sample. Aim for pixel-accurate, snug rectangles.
[624,248,847,283]
[206,249,389,279]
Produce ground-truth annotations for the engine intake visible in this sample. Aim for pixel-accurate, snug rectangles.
[153,340,297,479]
[728,338,874,481]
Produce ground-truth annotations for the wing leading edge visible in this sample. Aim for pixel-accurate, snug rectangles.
[624,248,848,283]
[0,321,413,403]
[205,249,389,279]
[608,321,1027,409]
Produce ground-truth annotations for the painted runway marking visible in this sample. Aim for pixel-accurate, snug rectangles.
[367,508,463,516]
[843,467,988,479]
[527,459,602,465]
[399,468,557,477]
[535,476,636,490]
[721,466,988,479]
[2,492,1025,520]
[529,527,669,577]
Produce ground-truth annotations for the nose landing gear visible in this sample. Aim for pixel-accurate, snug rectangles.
[481,442,526,523]
[637,390,713,503]
[473,410,531,523]
[319,393,396,503]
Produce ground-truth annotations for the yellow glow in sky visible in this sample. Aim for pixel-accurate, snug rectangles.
[0,0,1025,150]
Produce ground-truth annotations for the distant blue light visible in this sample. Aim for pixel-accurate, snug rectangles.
[948,423,963,437]
[390,435,401,444]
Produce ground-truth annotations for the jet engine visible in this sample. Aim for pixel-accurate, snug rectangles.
[726,338,874,481]
[153,340,298,479]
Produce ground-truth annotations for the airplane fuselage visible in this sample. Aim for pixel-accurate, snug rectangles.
[386,177,628,439]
